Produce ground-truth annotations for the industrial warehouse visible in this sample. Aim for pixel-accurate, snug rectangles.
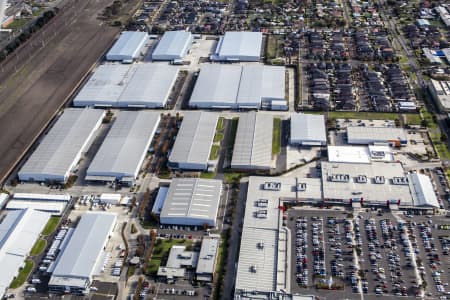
[0,209,50,298]
[73,63,180,108]
[48,212,117,294]
[346,126,408,146]
[106,31,148,62]
[168,112,218,171]
[159,178,222,227]
[211,31,263,61]
[86,111,160,184]
[231,112,274,170]
[18,108,104,183]
[189,64,286,110]
[152,31,193,61]
[290,113,327,146]
[6,193,71,216]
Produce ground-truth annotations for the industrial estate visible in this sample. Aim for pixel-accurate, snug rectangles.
[0,0,450,300]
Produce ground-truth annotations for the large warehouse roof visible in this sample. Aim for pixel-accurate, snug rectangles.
[408,173,439,208]
[106,31,148,62]
[347,126,407,145]
[231,112,273,170]
[0,209,50,297]
[169,112,218,170]
[290,113,326,146]
[159,178,222,227]
[321,162,413,205]
[6,200,67,216]
[18,108,104,182]
[189,64,285,109]
[152,31,193,61]
[73,63,179,108]
[49,212,117,290]
[86,111,160,182]
[212,31,263,61]
[328,146,371,164]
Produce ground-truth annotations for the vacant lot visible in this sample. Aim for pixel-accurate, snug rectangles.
[0,0,122,184]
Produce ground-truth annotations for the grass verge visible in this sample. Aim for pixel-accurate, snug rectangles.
[272,118,281,155]
[325,111,399,120]
[404,113,422,125]
[209,144,220,160]
[30,239,46,256]
[10,259,34,289]
[42,216,60,236]
[217,117,224,131]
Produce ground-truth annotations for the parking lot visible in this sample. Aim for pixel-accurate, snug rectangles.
[286,207,450,299]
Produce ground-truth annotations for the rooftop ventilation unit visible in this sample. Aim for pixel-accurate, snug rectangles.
[297,183,307,191]
[329,174,350,182]
[256,199,268,207]
[373,176,385,184]
[257,242,264,249]
[355,175,367,184]
[255,210,268,219]
[392,177,409,185]
[263,182,281,191]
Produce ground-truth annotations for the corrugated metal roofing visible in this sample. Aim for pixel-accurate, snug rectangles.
[214,32,262,61]
[152,187,169,215]
[169,112,218,169]
[49,213,117,288]
[152,31,192,60]
[73,63,179,108]
[6,201,66,215]
[87,111,160,180]
[159,178,222,226]
[106,31,148,61]
[347,126,407,144]
[18,108,104,182]
[13,193,70,202]
[231,112,273,169]
[408,173,439,207]
[196,237,219,275]
[290,113,326,145]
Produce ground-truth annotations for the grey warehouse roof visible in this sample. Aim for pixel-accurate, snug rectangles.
[189,64,285,109]
[196,237,219,276]
[347,126,407,144]
[232,112,273,170]
[18,108,104,182]
[160,178,222,226]
[73,63,179,108]
[49,212,117,289]
[152,31,193,60]
[290,113,326,145]
[87,111,160,181]
[169,112,218,170]
[212,31,263,61]
[106,31,148,61]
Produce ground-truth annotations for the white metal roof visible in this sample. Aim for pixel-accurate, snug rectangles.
[231,112,273,170]
[408,173,439,208]
[6,201,66,215]
[328,146,371,164]
[0,209,50,297]
[73,63,179,108]
[13,193,70,202]
[152,31,192,60]
[0,194,8,209]
[347,126,407,143]
[213,31,262,61]
[169,112,218,168]
[196,237,219,275]
[189,65,241,108]
[87,111,160,180]
[18,108,104,182]
[106,31,148,61]
[290,113,326,145]
[49,212,117,288]
[160,178,222,226]
[189,64,285,109]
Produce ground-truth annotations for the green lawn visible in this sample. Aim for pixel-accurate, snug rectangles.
[10,260,34,288]
[326,111,399,120]
[224,172,242,184]
[214,132,224,143]
[216,117,224,131]
[148,239,193,274]
[272,118,281,155]
[42,216,60,236]
[405,114,422,125]
[30,239,46,256]
[421,108,437,129]
[209,144,220,160]
[6,18,29,30]
[200,171,217,179]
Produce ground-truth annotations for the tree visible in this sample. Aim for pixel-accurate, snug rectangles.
[441,133,448,143]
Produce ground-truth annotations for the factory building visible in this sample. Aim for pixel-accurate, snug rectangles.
[18,108,104,183]
[106,31,148,62]
[73,63,179,108]
[429,79,450,112]
[86,111,160,185]
[189,64,286,110]
[152,31,193,61]
[290,113,326,146]
[231,112,273,170]
[159,178,222,227]
[196,237,219,282]
[211,31,263,61]
[0,209,50,298]
[408,173,440,208]
[168,112,218,171]
[48,212,117,295]
[347,126,407,146]
[6,193,70,216]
